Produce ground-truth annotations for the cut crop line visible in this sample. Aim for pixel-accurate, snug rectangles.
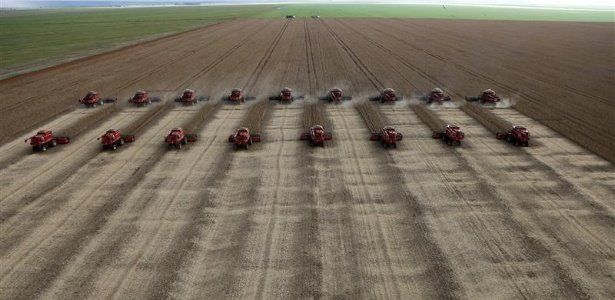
[0,109,186,286]
[108,106,236,299]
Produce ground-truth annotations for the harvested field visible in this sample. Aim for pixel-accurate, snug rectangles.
[0,18,613,299]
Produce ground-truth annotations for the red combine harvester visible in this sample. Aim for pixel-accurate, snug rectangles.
[269,87,304,103]
[228,127,260,150]
[421,88,452,105]
[432,124,464,146]
[465,89,501,105]
[370,88,403,103]
[128,90,161,107]
[79,91,116,107]
[98,129,135,150]
[497,125,530,147]
[227,88,255,104]
[300,125,332,147]
[164,128,197,149]
[24,130,70,152]
[319,88,352,103]
[370,126,403,148]
[174,89,208,105]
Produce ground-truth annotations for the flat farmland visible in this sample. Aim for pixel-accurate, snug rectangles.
[0,19,613,299]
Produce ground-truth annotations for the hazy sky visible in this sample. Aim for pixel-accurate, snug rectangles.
[3,0,614,8]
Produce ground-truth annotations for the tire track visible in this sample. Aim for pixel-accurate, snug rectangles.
[0,22,236,114]
[426,107,607,298]
[380,20,612,105]
[0,110,131,222]
[243,20,290,93]
[384,105,589,298]
[173,21,268,90]
[0,108,190,300]
[104,105,238,299]
[319,19,382,90]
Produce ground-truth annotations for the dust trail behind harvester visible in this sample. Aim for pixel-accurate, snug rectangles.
[410,104,446,134]
[240,99,269,135]
[355,101,387,133]
[302,102,328,131]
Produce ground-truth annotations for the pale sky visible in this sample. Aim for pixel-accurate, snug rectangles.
[2,0,614,8]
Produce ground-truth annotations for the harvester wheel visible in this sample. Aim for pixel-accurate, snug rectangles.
[51,140,57,147]
[112,144,117,150]
[41,146,47,152]
[177,143,182,150]
[119,138,125,146]
[182,137,188,145]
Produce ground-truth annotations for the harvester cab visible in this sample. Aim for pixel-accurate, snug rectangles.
[165,127,197,149]
[300,125,333,147]
[98,129,135,151]
[370,126,403,148]
[497,125,529,146]
[227,88,255,103]
[25,130,70,152]
[228,127,260,150]
[465,89,501,105]
[433,124,464,145]
[79,91,116,107]
[320,88,352,103]
[129,90,161,106]
[269,87,304,103]
[370,88,402,103]
[175,89,209,105]
[424,88,452,104]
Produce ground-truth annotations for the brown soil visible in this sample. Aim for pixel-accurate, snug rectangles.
[0,19,613,299]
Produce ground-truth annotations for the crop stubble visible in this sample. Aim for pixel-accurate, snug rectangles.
[0,18,613,299]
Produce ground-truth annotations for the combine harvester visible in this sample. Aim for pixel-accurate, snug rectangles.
[419,88,452,105]
[497,125,530,147]
[174,89,209,105]
[128,90,161,107]
[369,88,403,103]
[410,104,464,146]
[164,128,198,149]
[319,88,352,103]
[465,89,501,105]
[356,101,403,149]
[370,126,403,148]
[269,87,304,103]
[226,88,256,104]
[24,130,70,152]
[98,129,135,151]
[300,103,332,147]
[228,127,261,150]
[229,99,268,150]
[165,101,219,150]
[79,91,116,107]
[433,125,465,146]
